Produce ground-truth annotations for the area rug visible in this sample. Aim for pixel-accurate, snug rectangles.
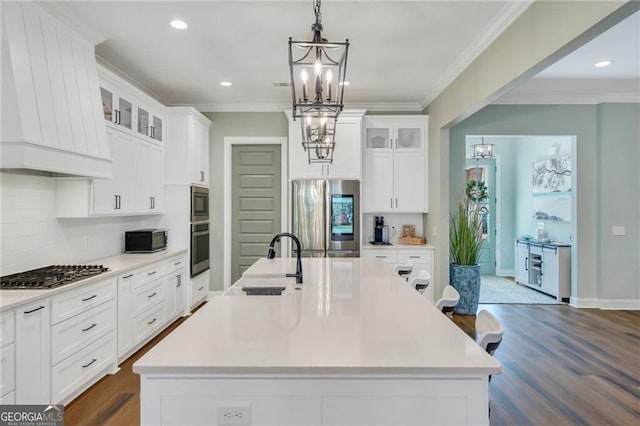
[478,275,561,304]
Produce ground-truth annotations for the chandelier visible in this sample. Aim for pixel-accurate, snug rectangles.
[288,0,349,164]
[472,137,495,159]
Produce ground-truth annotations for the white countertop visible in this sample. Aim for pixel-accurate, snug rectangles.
[362,243,435,250]
[0,248,188,311]
[134,258,500,376]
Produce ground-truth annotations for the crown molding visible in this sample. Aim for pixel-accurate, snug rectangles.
[493,92,640,105]
[185,102,421,113]
[420,0,535,110]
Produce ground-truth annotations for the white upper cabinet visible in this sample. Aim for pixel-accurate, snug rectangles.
[164,107,211,187]
[1,2,111,178]
[56,66,166,217]
[287,110,365,180]
[136,103,164,144]
[100,81,133,133]
[362,116,428,213]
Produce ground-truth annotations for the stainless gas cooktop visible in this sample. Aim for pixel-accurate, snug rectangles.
[0,265,109,289]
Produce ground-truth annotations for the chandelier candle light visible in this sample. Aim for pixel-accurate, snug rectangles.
[289,0,349,164]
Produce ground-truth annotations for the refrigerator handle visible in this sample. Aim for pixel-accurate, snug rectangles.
[325,180,331,252]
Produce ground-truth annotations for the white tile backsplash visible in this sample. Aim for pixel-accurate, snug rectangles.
[0,173,162,275]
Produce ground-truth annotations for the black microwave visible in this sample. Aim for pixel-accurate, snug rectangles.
[125,229,168,253]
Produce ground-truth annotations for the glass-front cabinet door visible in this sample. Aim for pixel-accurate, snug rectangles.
[365,127,391,150]
[118,97,132,130]
[152,115,163,142]
[137,107,149,137]
[100,87,114,122]
[396,127,422,150]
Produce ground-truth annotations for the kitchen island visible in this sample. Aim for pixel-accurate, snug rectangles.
[133,258,500,425]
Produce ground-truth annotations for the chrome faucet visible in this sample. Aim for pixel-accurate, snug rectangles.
[266,233,303,284]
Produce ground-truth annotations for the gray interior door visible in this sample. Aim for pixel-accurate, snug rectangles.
[232,145,281,283]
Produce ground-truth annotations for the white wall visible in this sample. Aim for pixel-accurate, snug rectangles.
[0,172,162,276]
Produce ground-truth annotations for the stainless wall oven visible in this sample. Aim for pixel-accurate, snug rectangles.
[191,222,210,277]
[191,186,209,222]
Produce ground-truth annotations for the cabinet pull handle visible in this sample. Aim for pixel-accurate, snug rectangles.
[177,275,182,287]
[147,292,157,298]
[395,138,398,149]
[113,109,119,124]
[147,271,157,276]
[147,318,157,325]
[149,125,154,138]
[82,323,97,332]
[409,256,420,259]
[174,261,182,266]
[123,274,133,279]
[396,198,398,208]
[24,306,45,314]
[198,286,204,291]
[152,197,155,209]
[525,257,528,271]
[375,256,386,259]
[390,198,393,208]
[82,358,98,368]
[82,295,97,302]
[200,171,204,182]
[114,195,118,209]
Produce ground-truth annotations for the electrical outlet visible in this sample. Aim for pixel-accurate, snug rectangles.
[217,405,251,425]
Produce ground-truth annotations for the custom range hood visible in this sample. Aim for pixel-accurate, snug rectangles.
[1,2,112,178]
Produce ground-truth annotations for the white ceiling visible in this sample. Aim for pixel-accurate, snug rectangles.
[496,10,640,104]
[44,0,531,111]
[43,1,638,111]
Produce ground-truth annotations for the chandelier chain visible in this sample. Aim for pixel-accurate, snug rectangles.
[313,0,322,25]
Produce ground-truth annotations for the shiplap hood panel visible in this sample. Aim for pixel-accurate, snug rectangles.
[1,2,112,178]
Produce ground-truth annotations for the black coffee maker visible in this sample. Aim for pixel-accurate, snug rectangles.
[374,216,384,243]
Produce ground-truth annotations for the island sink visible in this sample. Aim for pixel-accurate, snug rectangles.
[241,286,286,296]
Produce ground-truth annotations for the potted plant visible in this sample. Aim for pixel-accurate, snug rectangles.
[449,188,486,315]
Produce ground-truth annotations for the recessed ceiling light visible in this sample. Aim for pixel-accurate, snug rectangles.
[594,60,613,68]
[220,81,232,87]
[339,81,350,86]
[170,20,188,30]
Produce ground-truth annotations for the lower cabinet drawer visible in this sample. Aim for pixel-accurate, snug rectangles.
[361,250,398,264]
[134,304,166,344]
[51,278,116,325]
[165,255,187,275]
[51,301,115,365]
[397,250,433,264]
[0,391,15,405]
[50,332,115,403]
[0,344,15,397]
[132,278,166,318]
[0,311,14,347]
[191,277,208,306]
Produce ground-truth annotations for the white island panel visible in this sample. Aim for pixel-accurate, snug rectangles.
[134,258,499,425]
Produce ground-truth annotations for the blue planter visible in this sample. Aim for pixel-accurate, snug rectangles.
[450,264,481,315]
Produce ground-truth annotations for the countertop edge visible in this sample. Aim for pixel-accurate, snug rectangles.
[133,365,502,376]
[0,248,188,312]
[361,244,435,250]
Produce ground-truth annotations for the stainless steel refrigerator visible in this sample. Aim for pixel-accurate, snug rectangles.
[291,180,360,257]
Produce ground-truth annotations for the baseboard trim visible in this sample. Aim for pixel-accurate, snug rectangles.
[496,269,514,278]
[597,299,640,310]
[569,297,599,308]
[569,297,640,310]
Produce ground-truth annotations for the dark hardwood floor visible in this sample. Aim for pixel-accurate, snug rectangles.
[64,304,640,425]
